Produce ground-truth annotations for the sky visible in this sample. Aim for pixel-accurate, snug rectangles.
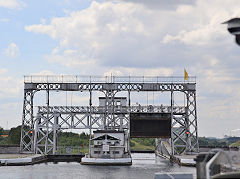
[0,0,240,137]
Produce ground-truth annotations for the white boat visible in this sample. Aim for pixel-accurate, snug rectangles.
[81,130,132,165]
[81,156,132,165]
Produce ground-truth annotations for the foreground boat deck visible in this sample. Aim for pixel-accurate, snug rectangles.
[0,154,85,166]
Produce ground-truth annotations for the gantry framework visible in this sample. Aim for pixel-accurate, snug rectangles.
[20,75,198,155]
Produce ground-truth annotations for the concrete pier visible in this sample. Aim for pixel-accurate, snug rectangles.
[48,154,84,163]
[171,155,196,167]
[0,145,20,154]
[0,154,47,166]
[0,154,85,166]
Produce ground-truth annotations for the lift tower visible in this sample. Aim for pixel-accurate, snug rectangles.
[20,75,198,156]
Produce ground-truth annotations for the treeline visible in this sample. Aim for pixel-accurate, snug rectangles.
[0,126,240,148]
[130,138,155,147]
[0,126,21,145]
[198,136,240,147]
[0,125,91,146]
[58,132,89,146]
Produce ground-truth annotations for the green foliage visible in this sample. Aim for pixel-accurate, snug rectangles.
[230,140,240,147]
[224,137,240,145]
[58,132,89,147]
[0,127,4,142]
[1,123,240,149]
[130,140,135,147]
[131,138,155,146]
[8,125,22,144]
[79,132,89,139]
[198,136,240,147]
[0,137,8,144]
[0,127,3,135]
[130,138,155,150]
[0,125,23,145]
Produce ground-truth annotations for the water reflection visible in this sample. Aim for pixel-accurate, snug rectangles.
[0,153,196,179]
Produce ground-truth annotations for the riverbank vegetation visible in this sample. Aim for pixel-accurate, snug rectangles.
[0,126,240,149]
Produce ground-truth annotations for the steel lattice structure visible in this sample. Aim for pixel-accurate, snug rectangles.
[20,75,199,155]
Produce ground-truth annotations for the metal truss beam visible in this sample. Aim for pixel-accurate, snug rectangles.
[24,82,195,92]
[20,75,198,155]
[37,105,186,115]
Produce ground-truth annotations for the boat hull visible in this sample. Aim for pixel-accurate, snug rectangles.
[81,157,132,166]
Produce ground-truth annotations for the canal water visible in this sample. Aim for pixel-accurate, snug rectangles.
[0,153,196,179]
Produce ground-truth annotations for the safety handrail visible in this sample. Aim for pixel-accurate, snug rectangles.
[24,75,196,83]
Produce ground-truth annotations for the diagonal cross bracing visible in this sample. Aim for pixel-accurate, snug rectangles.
[20,75,198,155]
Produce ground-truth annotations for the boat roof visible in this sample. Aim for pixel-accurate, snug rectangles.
[92,134,120,141]
[99,97,127,99]
[94,130,124,133]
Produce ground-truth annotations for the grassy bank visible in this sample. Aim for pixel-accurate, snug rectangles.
[1,126,239,150]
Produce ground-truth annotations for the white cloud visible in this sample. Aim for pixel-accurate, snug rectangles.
[0,0,26,9]
[163,0,240,45]
[0,68,8,74]
[24,0,240,137]
[25,1,162,68]
[31,70,55,75]
[103,67,173,76]
[45,48,95,68]
[0,70,23,128]
[25,0,240,68]
[0,18,10,22]
[0,69,22,99]
[119,0,195,10]
[3,43,20,58]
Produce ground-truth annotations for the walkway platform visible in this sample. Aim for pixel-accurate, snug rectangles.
[0,154,85,166]
[0,154,47,166]
[171,155,197,167]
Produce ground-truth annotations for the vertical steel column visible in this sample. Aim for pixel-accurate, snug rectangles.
[194,92,199,152]
[89,90,92,154]
[45,89,50,153]
[170,86,175,155]
[185,92,191,152]
[186,90,199,153]
[20,89,34,153]
[34,114,42,154]
[104,90,115,129]
[127,90,131,153]
[33,114,39,154]
[53,113,58,154]
[111,91,115,129]
[120,114,123,131]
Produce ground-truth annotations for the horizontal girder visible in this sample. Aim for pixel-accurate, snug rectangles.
[37,105,186,114]
[25,82,195,92]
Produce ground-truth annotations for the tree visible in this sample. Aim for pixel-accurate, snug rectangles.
[0,127,3,135]
[0,127,4,142]
[8,125,22,144]
[79,132,89,139]
[130,140,135,147]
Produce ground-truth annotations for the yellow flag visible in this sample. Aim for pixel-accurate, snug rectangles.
[184,69,189,80]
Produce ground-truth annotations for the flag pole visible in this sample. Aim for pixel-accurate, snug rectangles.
[184,69,186,107]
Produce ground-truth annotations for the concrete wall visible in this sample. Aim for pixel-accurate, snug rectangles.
[0,145,20,154]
